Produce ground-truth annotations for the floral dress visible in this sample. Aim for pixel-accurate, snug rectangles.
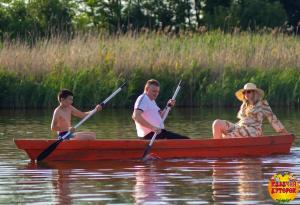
[223,100,286,138]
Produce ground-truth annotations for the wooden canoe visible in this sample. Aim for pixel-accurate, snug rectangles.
[14,134,295,161]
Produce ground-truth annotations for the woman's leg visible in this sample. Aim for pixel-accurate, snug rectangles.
[71,131,96,140]
[212,120,228,139]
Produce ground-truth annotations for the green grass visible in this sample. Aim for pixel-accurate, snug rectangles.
[1,67,300,109]
[0,31,300,108]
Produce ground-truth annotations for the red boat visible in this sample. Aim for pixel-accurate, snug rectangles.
[14,134,295,161]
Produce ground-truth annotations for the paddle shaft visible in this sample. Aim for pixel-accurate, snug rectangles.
[142,80,182,159]
[37,82,126,161]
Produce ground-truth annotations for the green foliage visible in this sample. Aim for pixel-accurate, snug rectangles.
[6,0,40,39]
[0,5,9,39]
[276,0,300,28]
[234,0,287,30]
[1,66,300,109]
[0,0,298,40]
[0,0,74,40]
[204,0,288,30]
[29,0,74,36]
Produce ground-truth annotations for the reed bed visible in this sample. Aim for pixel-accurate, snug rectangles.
[1,31,300,108]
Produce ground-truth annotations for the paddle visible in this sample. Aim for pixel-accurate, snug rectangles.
[142,80,182,160]
[37,82,126,162]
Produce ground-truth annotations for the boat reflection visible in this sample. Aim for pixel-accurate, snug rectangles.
[23,157,296,204]
[212,158,266,204]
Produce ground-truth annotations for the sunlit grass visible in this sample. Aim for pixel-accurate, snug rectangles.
[0,30,300,108]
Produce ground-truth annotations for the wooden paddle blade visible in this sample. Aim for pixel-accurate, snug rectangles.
[37,139,63,161]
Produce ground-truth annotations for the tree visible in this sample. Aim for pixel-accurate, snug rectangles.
[204,0,231,14]
[73,0,124,33]
[123,0,157,31]
[171,0,192,30]
[277,0,300,29]
[135,0,173,30]
[202,0,232,29]
[232,0,287,30]
[203,0,287,30]
[194,0,203,28]
[0,0,297,38]
[6,0,41,39]
[0,4,10,39]
[29,0,74,37]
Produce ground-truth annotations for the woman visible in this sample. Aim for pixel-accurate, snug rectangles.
[212,83,289,139]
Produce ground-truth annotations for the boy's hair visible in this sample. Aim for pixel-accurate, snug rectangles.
[58,89,73,102]
[144,79,160,91]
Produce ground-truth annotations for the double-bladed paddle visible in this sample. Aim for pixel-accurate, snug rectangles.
[142,80,182,160]
[37,82,126,162]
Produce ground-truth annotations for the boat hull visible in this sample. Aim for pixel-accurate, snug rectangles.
[14,135,295,161]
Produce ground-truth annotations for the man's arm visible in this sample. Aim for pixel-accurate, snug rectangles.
[159,107,166,118]
[159,99,176,118]
[132,109,160,132]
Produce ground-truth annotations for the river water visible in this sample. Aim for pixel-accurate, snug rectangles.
[0,108,299,204]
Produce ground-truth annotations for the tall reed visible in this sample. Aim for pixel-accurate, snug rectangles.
[0,31,300,108]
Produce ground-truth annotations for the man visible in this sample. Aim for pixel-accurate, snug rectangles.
[132,79,189,139]
[51,89,102,140]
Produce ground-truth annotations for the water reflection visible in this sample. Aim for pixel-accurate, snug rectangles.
[212,159,265,204]
[54,170,73,204]
[133,164,166,204]
[20,157,300,204]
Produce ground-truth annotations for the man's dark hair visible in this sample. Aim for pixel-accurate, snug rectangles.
[58,89,73,102]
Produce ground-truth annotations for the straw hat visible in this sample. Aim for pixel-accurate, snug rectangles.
[235,83,264,101]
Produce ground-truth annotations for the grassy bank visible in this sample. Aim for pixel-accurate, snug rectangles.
[0,31,300,108]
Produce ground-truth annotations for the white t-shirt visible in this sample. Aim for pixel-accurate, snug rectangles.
[134,94,164,137]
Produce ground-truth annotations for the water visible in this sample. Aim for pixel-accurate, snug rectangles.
[0,108,300,204]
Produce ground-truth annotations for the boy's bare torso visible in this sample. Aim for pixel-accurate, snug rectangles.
[53,106,73,132]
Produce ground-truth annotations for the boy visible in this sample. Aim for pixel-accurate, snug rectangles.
[51,89,102,140]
